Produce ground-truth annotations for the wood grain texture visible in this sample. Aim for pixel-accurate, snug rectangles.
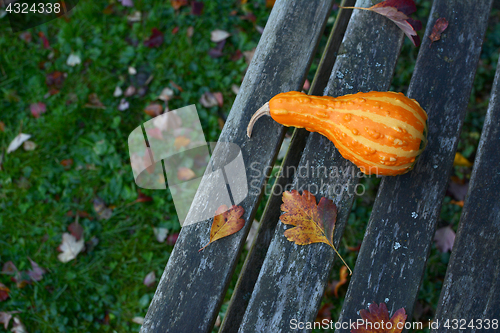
[335,1,493,332]
[219,2,356,332]
[239,1,405,331]
[140,1,335,332]
[432,56,500,333]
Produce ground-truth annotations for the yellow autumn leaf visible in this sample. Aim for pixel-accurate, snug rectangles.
[453,152,472,167]
[280,190,351,274]
[199,205,245,252]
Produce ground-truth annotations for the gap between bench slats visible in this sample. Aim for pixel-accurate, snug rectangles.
[238,0,405,331]
[139,1,336,332]
[336,1,493,332]
[432,55,500,332]
[219,1,356,332]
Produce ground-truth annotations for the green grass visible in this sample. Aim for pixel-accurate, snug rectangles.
[0,0,499,332]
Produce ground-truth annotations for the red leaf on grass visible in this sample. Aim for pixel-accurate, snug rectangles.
[68,221,84,241]
[171,0,187,10]
[342,0,422,46]
[45,71,65,89]
[30,102,46,118]
[27,258,46,282]
[38,31,50,49]
[199,205,245,251]
[135,191,153,203]
[351,303,407,333]
[429,17,448,47]
[0,283,9,302]
[60,159,73,167]
[166,233,179,245]
[191,1,204,15]
[144,28,164,48]
[208,40,226,58]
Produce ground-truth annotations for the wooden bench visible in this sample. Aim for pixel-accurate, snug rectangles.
[140,0,498,332]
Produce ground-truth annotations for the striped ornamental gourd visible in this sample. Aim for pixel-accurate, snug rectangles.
[247,91,428,176]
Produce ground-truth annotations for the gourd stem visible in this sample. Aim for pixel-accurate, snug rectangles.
[246,102,270,138]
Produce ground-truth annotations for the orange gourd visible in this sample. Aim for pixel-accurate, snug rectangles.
[247,91,428,176]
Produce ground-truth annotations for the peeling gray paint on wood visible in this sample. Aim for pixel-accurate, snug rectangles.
[140,1,335,332]
[219,2,356,331]
[239,0,405,331]
[432,56,500,333]
[335,1,493,332]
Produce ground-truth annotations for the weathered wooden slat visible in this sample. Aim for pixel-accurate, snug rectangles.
[432,57,500,333]
[219,2,355,332]
[238,1,405,331]
[140,1,335,332]
[336,1,493,331]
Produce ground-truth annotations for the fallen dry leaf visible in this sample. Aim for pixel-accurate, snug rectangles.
[144,103,163,117]
[158,87,174,101]
[143,271,156,287]
[27,258,46,282]
[177,167,196,181]
[132,317,144,325]
[174,136,191,149]
[118,98,129,111]
[124,85,136,97]
[171,0,188,10]
[199,205,245,251]
[113,86,123,97]
[144,28,164,48]
[429,17,448,47]
[280,190,351,274]
[208,40,226,58]
[191,1,203,15]
[19,31,32,43]
[453,152,472,167]
[351,303,407,333]
[68,220,84,241]
[11,317,27,333]
[60,159,73,167]
[447,178,469,201]
[85,93,106,109]
[23,141,36,151]
[0,311,14,329]
[93,197,112,220]
[58,233,85,263]
[200,91,220,107]
[315,303,334,323]
[450,199,464,207]
[7,133,31,154]
[119,0,134,7]
[45,71,65,89]
[0,121,4,132]
[342,0,422,46]
[243,48,256,64]
[30,102,46,118]
[166,233,179,245]
[127,11,142,22]
[135,191,153,203]
[66,53,81,67]
[266,0,276,8]
[334,266,349,298]
[0,283,9,302]
[211,29,231,43]
[153,227,168,242]
[434,226,455,253]
[38,31,50,49]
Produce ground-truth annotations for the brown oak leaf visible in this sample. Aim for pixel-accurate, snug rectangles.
[351,303,407,333]
[429,17,448,47]
[342,0,422,46]
[280,190,351,274]
[199,205,245,251]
